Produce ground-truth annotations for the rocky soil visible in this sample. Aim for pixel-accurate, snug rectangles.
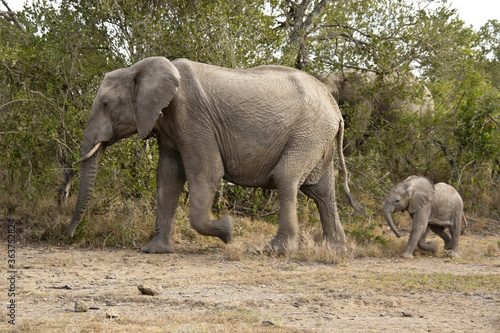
[1,237,499,332]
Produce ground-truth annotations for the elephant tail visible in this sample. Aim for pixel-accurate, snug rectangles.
[337,118,367,217]
[461,213,468,235]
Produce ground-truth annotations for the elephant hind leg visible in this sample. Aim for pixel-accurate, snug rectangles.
[448,212,462,258]
[300,164,346,255]
[269,180,300,254]
[268,150,318,254]
[430,225,452,250]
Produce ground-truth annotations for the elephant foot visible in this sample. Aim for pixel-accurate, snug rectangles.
[190,216,234,244]
[321,239,347,257]
[448,250,460,258]
[143,236,175,254]
[418,241,437,253]
[214,216,234,244]
[335,245,348,257]
[444,242,453,251]
[400,252,414,259]
[269,236,298,254]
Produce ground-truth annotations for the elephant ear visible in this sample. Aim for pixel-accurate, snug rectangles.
[131,57,180,139]
[404,176,435,214]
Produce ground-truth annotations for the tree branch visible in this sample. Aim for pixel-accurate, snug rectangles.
[0,0,27,35]
[289,0,332,69]
[432,139,460,178]
[0,99,30,110]
[307,32,371,47]
[488,114,500,128]
[303,0,330,30]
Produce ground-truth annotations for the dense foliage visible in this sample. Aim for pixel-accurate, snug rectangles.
[1,0,498,246]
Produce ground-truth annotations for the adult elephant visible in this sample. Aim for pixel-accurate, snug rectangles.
[66,57,365,254]
[315,70,434,152]
[383,175,466,258]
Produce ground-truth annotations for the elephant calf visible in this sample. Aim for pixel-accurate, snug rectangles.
[384,175,466,258]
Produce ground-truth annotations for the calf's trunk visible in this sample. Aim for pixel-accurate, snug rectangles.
[384,205,401,238]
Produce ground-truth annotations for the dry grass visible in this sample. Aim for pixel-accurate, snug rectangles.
[486,241,500,257]
[222,215,499,264]
[3,313,301,333]
[1,192,499,264]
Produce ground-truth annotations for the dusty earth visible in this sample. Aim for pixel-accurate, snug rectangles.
[1,238,499,332]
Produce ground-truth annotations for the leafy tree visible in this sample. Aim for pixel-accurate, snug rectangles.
[69,0,284,67]
[0,0,119,199]
[0,0,498,245]
[477,20,500,89]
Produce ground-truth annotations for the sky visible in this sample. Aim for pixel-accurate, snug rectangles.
[450,0,500,29]
[2,0,500,30]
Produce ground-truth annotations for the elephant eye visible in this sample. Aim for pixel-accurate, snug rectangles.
[103,101,109,109]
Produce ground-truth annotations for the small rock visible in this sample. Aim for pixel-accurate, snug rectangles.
[50,284,73,290]
[402,311,413,317]
[106,310,119,319]
[137,281,162,296]
[74,300,89,312]
[262,320,274,327]
[384,299,398,307]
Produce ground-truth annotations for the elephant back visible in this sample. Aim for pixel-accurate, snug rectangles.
[431,183,464,215]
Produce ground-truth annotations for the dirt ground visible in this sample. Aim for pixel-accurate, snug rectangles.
[1,235,499,333]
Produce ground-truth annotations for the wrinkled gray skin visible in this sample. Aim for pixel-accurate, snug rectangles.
[316,71,434,152]
[384,175,466,258]
[66,57,365,254]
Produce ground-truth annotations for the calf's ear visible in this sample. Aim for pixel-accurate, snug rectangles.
[404,176,435,214]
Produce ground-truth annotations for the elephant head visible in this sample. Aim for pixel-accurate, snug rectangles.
[315,70,375,108]
[66,57,181,237]
[316,70,375,152]
[383,176,435,238]
[315,72,341,102]
[316,70,434,133]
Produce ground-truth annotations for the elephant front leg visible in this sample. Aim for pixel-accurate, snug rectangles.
[401,208,432,259]
[187,176,234,244]
[143,153,185,254]
[417,226,437,253]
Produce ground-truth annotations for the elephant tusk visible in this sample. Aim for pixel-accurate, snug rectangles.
[73,142,103,165]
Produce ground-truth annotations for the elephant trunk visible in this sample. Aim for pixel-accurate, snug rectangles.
[65,143,103,237]
[384,205,401,238]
